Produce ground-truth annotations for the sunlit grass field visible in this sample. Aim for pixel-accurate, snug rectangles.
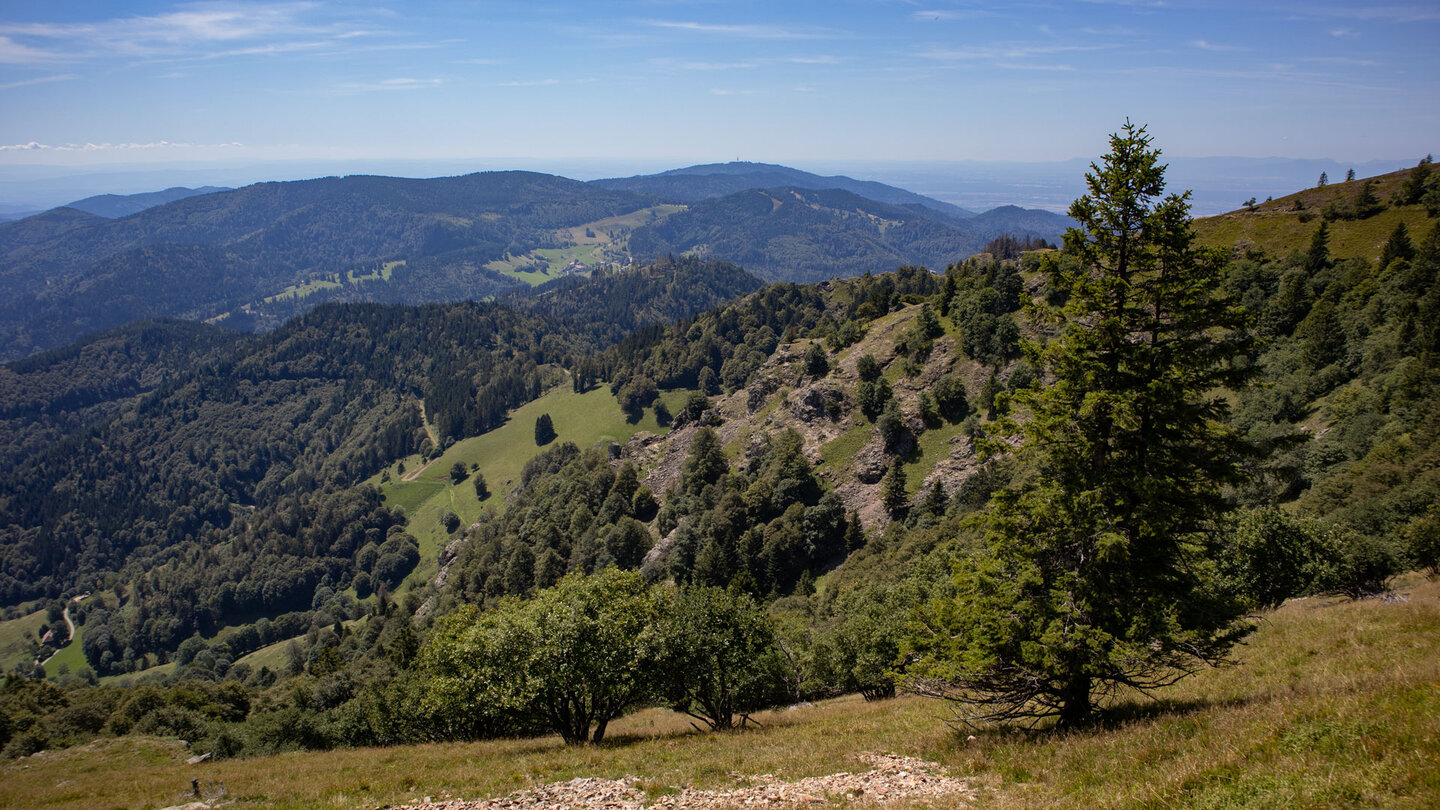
[7,575,1436,810]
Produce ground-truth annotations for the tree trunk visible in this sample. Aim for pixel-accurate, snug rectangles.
[1057,674,1092,728]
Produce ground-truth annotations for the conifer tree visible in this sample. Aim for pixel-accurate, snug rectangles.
[1354,180,1384,218]
[906,122,1257,728]
[881,458,908,518]
[534,413,556,446]
[1379,221,1414,269]
[804,342,830,377]
[1305,221,1330,274]
[844,512,866,553]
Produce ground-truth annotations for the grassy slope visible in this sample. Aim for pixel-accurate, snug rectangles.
[7,575,1436,810]
[107,382,681,680]
[225,383,688,671]
[41,629,86,678]
[370,381,682,588]
[0,609,45,672]
[811,303,976,500]
[486,204,686,285]
[1194,168,1432,260]
[261,260,403,304]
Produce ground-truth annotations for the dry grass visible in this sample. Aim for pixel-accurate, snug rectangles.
[4,577,1437,810]
[1192,167,1432,262]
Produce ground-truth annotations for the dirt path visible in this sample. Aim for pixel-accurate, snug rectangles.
[401,458,436,482]
[400,754,974,809]
[36,593,85,668]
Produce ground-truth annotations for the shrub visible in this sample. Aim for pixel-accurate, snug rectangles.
[1220,508,1333,610]
[856,353,881,382]
[1320,528,1403,598]
[932,374,969,422]
[804,343,829,377]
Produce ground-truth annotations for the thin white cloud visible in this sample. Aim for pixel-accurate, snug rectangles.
[787,55,841,65]
[383,77,440,88]
[641,20,838,40]
[0,34,67,64]
[1192,40,1240,51]
[910,10,981,22]
[0,140,243,151]
[495,78,559,87]
[681,61,757,71]
[996,62,1076,71]
[1301,55,1378,66]
[1105,62,1394,94]
[1305,5,1440,23]
[920,43,1110,61]
[0,2,392,64]
[338,77,442,92]
[0,72,76,90]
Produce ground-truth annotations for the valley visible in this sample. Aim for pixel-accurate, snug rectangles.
[3,575,1435,810]
[0,146,1437,809]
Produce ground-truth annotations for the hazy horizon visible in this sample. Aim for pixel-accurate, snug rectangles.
[0,153,1422,219]
[2,2,1435,173]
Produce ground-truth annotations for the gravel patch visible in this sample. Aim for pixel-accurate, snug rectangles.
[398,754,973,809]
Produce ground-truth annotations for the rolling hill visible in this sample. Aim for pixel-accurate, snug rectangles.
[1194,164,1435,261]
[0,162,1078,361]
[1,152,1438,810]
[61,186,232,219]
[626,185,1065,282]
[593,160,979,219]
[0,172,659,361]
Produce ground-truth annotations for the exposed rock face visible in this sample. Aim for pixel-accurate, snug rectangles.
[747,376,780,412]
[791,384,845,423]
[851,436,890,485]
[617,301,1018,542]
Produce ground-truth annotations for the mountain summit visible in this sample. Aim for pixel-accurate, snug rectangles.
[593,161,978,220]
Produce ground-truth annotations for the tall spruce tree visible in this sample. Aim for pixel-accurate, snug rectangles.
[905,122,1257,728]
[534,413,557,446]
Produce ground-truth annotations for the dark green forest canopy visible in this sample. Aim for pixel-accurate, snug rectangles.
[0,172,662,361]
[0,258,757,671]
[626,186,1064,284]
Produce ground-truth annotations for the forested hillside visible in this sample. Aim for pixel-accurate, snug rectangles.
[0,164,1072,362]
[0,258,755,678]
[593,161,977,218]
[0,153,1437,785]
[627,186,1061,283]
[61,186,231,219]
[0,172,658,360]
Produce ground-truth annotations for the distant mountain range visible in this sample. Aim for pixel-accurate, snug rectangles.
[627,186,1066,283]
[0,186,230,223]
[63,185,232,218]
[0,172,650,360]
[0,164,1069,360]
[594,161,978,219]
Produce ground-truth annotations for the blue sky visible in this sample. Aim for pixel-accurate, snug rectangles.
[0,1,1436,169]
